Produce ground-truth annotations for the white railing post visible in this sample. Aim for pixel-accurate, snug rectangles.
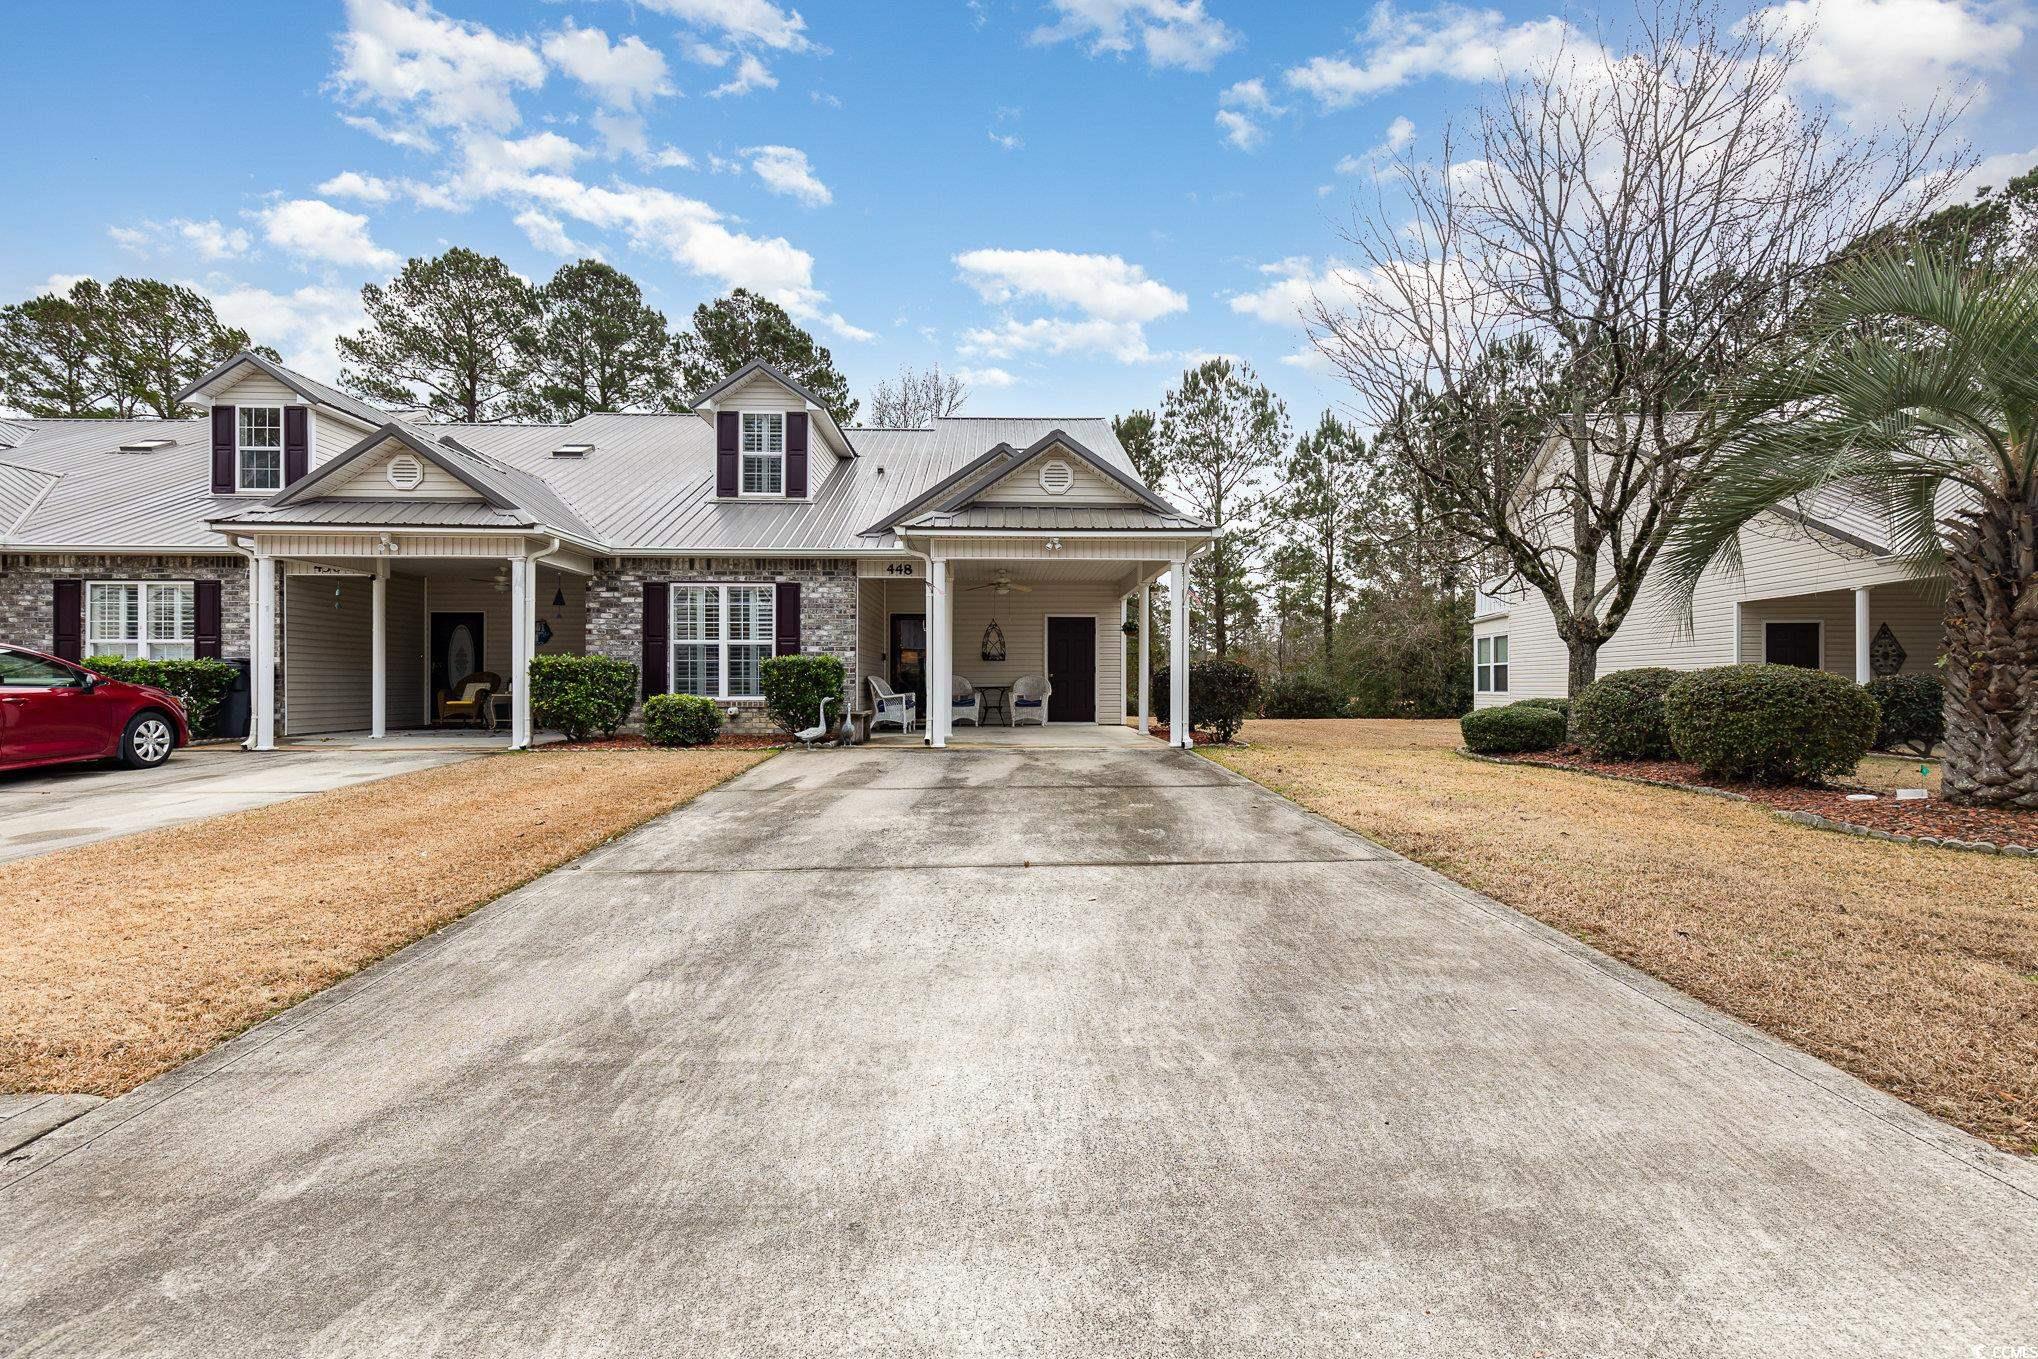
[509,555,532,749]
[251,552,278,751]
[927,551,950,748]
[1168,557,1190,748]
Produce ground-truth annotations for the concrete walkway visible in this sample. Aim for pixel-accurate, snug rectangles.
[0,746,474,863]
[3,744,2034,1355]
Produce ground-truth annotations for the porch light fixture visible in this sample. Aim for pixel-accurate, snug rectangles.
[1042,537,1062,551]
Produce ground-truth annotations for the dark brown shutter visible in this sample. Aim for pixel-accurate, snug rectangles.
[716,412,739,497]
[785,412,809,498]
[642,581,669,697]
[283,406,309,486]
[52,579,83,661]
[775,581,801,656]
[194,579,223,660]
[210,405,236,493]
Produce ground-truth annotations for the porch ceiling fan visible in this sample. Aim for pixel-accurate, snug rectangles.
[466,567,510,592]
[965,570,1032,595]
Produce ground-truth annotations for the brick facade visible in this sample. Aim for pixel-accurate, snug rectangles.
[587,556,859,732]
[0,553,252,659]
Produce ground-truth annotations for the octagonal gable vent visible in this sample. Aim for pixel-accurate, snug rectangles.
[386,453,425,491]
[1038,457,1075,496]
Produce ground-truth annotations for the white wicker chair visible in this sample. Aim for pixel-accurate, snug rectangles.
[951,675,981,727]
[868,676,917,733]
[1011,673,1051,726]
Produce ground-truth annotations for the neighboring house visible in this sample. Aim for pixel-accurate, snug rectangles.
[0,352,1209,748]
[1472,479,1945,707]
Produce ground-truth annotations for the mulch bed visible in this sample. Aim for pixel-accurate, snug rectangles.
[1496,747,2038,852]
[556,732,789,751]
[1144,724,1227,747]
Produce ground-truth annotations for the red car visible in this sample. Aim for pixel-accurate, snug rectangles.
[0,645,191,772]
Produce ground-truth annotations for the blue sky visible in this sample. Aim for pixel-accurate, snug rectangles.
[4,0,2033,428]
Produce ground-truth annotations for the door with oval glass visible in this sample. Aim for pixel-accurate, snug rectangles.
[431,612,486,697]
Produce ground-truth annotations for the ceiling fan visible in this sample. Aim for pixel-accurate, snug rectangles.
[467,567,510,592]
[966,571,1032,595]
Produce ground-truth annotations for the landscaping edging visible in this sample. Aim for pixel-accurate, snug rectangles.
[1455,748,2035,857]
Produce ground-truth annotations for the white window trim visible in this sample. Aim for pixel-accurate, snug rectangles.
[1761,618,1825,670]
[1475,633,1510,694]
[237,403,285,494]
[737,411,786,499]
[85,580,197,661]
[670,581,778,701]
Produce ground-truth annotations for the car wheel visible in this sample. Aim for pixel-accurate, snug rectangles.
[121,710,177,769]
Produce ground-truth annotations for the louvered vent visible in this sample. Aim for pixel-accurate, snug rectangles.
[386,454,425,491]
[1038,458,1075,496]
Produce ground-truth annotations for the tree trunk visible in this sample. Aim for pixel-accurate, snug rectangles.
[1939,486,2037,808]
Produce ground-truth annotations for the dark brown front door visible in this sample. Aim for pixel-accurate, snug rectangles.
[1046,617,1096,723]
[890,613,927,712]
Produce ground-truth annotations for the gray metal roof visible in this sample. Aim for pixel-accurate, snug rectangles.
[219,499,538,530]
[177,350,388,429]
[0,417,249,550]
[897,505,1210,532]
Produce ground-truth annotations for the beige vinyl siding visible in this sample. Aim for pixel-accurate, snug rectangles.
[975,449,1139,506]
[856,577,890,705]
[313,410,371,467]
[322,444,482,499]
[209,370,375,474]
[283,575,372,735]
[213,372,298,408]
[718,372,802,410]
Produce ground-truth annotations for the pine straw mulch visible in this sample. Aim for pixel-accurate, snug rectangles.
[1209,719,2038,1154]
[1497,747,2037,852]
[1,747,769,1098]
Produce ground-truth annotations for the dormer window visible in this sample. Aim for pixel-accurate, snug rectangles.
[740,413,784,495]
[237,405,284,492]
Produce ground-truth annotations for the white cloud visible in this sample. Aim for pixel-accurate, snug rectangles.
[1033,0,1237,71]
[1285,5,1578,108]
[1335,114,1416,174]
[318,170,396,203]
[711,52,777,96]
[542,20,673,110]
[332,0,547,133]
[256,198,400,271]
[590,111,693,168]
[341,113,438,152]
[514,209,594,257]
[107,225,152,253]
[989,129,1024,151]
[205,282,366,383]
[1750,0,2023,120]
[35,274,93,298]
[1215,80,1284,150]
[176,219,252,260]
[635,0,813,52]
[956,365,1016,388]
[954,248,1187,363]
[747,144,831,206]
[1228,256,1339,326]
[685,41,732,66]
[1935,144,2038,201]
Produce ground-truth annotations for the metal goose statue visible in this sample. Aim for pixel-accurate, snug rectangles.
[795,696,836,749]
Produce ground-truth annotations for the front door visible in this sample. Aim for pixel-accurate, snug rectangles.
[431,612,487,699]
[889,614,927,713]
[1046,617,1096,723]
[1765,621,1821,669]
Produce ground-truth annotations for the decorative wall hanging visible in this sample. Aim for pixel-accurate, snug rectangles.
[981,620,1007,663]
[535,618,554,648]
[1869,622,1906,677]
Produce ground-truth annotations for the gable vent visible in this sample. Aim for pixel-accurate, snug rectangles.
[386,454,425,491]
[1038,458,1075,496]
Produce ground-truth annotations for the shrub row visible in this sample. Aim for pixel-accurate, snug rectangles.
[84,656,237,736]
[1152,659,1260,742]
[643,693,722,746]
[528,654,638,741]
[1260,672,1344,719]
[1460,703,1569,754]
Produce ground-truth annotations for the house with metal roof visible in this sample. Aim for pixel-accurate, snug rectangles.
[0,353,1211,749]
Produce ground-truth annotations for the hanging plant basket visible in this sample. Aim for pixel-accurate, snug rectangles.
[981,620,1007,663]
[1121,619,1139,637]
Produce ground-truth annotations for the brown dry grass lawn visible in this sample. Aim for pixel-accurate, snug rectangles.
[1210,719,2038,1153]
[1,748,767,1097]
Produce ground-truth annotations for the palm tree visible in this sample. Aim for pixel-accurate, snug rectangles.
[1663,249,2037,807]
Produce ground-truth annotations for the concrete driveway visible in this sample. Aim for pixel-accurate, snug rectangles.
[0,745,473,863]
[3,743,2035,1355]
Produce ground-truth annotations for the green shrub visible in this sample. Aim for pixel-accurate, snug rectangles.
[643,693,723,747]
[84,656,237,736]
[1572,667,1680,760]
[1460,703,1567,754]
[1665,664,1879,784]
[1516,696,1571,719]
[1866,674,1944,753]
[759,653,845,737]
[1151,659,1261,741]
[528,654,638,741]
[1261,672,1344,719]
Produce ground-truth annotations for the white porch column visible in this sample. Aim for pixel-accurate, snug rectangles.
[1854,585,1872,684]
[1731,600,1744,664]
[1137,583,1152,734]
[509,554,532,749]
[1168,557,1190,748]
[369,558,388,740]
[927,551,950,748]
[250,552,278,751]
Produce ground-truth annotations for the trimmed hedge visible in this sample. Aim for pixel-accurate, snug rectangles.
[528,654,638,741]
[1866,673,1944,753]
[643,693,723,747]
[760,653,845,737]
[1152,659,1261,741]
[1261,672,1344,719]
[1573,667,1680,760]
[1516,696,1571,720]
[1665,663,1879,784]
[84,656,236,736]
[1460,702,1567,754]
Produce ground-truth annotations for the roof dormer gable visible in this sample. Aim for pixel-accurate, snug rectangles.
[687,358,854,461]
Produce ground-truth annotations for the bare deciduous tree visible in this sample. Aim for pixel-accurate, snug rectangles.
[866,363,969,428]
[1309,0,1962,698]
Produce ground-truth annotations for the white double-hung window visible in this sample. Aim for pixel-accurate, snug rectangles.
[673,584,776,699]
[87,582,196,660]
[1475,634,1509,694]
[238,405,284,492]
[740,412,784,495]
